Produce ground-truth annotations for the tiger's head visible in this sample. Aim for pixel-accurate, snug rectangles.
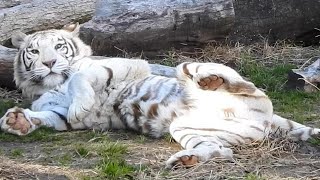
[11,23,92,99]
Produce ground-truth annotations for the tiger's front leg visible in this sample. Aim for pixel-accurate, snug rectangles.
[67,65,113,124]
[0,107,69,135]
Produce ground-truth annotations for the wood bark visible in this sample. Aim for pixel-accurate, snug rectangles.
[0,0,96,44]
[80,0,235,56]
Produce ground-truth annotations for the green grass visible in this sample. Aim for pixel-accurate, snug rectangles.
[96,142,136,179]
[58,153,73,166]
[239,58,320,124]
[244,173,266,180]
[10,148,24,158]
[75,143,90,158]
[0,127,59,142]
[0,99,17,116]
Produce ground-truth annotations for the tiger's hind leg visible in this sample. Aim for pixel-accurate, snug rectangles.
[166,117,234,169]
[176,62,257,94]
[272,114,320,141]
[165,134,233,169]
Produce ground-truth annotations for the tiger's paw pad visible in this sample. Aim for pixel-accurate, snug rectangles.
[0,108,38,135]
[198,75,224,91]
[166,155,199,169]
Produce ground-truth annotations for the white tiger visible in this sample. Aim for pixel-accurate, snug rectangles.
[0,24,319,168]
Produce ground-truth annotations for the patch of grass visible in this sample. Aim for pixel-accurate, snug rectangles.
[134,135,147,144]
[270,91,320,123]
[164,133,174,143]
[159,50,182,67]
[57,153,73,166]
[238,57,320,124]
[96,142,136,179]
[308,137,320,146]
[0,99,17,116]
[99,159,135,179]
[0,127,60,142]
[75,143,90,158]
[10,148,23,158]
[245,173,265,180]
[238,58,296,91]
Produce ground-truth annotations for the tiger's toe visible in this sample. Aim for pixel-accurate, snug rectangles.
[173,155,199,169]
[198,75,224,91]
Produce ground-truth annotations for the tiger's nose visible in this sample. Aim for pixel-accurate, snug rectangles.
[43,59,57,68]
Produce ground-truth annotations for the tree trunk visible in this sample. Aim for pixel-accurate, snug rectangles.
[0,46,18,89]
[80,0,235,57]
[0,0,96,45]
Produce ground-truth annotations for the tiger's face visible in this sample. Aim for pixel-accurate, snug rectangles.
[12,23,92,98]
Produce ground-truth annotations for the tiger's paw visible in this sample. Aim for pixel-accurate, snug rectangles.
[165,150,203,169]
[197,74,224,91]
[0,107,40,135]
[166,155,199,169]
[165,146,233,169]
[67,100,94,124]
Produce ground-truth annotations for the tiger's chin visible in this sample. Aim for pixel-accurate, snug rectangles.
[42,73,67,88]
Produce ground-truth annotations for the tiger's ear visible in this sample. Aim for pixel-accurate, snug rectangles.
[11,32,27,48]
[63,22,80,36]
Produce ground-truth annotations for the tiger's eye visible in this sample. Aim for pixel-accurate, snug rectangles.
[55,44,63,49]
[30,49,39,54]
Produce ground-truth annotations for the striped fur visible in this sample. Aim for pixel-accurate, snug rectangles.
[1,28,320,168]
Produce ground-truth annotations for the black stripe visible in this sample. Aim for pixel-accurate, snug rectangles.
[103,67,113,87]
[22,51,32,71]
[66,41,75,57]
[50,110,67,121]
[193,141,205,148]
[71,39,79,56]
[49,110,72,130]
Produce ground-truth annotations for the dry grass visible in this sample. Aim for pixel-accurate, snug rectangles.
[158,40,320,68]
[0,88,22,103]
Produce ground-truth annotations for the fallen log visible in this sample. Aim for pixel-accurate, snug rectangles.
[0,0,96,44]
[80,0,235,56]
